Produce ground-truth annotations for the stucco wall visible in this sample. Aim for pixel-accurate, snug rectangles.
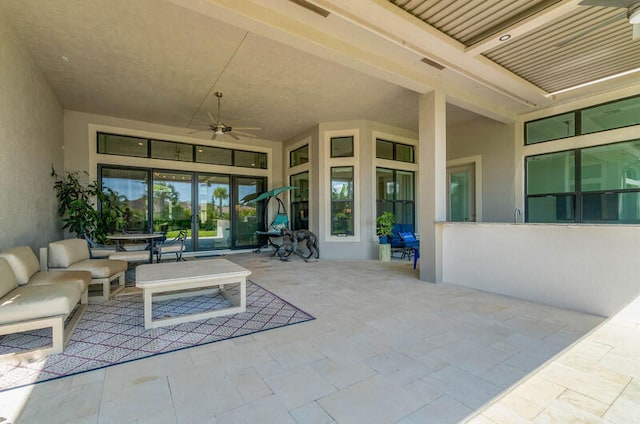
[0,15,64,250]
[447,118,515,222]
[442,222,640,317]
[317,120,418,260]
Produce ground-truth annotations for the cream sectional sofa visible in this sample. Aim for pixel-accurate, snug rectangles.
[42,239,128,303]
[0,246,91,303]
[0,255,88,359]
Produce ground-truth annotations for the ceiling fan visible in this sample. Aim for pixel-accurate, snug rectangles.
[196,92,261,140]
[560,0,640,46]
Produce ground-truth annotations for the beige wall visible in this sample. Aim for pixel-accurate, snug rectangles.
[0,14,64,251]
[447,117,516,222]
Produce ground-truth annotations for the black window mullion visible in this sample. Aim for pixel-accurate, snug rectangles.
[575,111,582,137]
[575,148,582,223]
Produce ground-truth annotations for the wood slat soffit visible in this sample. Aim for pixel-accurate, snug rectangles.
[387,0,640,94]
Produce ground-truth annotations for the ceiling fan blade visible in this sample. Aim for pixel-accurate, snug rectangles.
[556,12,624,47]
[229,132,240,140]
[232,130,258,138]
[233,127,262,131]
[579,0,636,7]
[187,128,207,134]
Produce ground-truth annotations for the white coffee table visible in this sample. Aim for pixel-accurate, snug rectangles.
[135,259,251,329]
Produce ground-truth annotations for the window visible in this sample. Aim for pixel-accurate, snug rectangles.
[581,140,640,223]
[331,136,354,158]
[376,168,415,226]
[100,167,150,231]
[290,172,309,230]
[234,150,267,169]
[525,113,575,145]
[525,139,640,223]
[151,140,193,162]
[582,95,640,135]
[376,139,415,163]
[330,167,354,235]
[97,132,266,169]
[98,133,148,157]
[524,95,640,145]
[526,150,575,223]
[290,145,309,167]
[195,146,233,166]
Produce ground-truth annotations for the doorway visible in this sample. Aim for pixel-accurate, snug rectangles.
[447,163,476,222]
[100,165,265,252]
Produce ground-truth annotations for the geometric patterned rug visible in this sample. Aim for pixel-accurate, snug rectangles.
[0,281,314,392]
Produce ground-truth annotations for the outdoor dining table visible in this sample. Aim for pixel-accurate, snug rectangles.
[106,233,166,263]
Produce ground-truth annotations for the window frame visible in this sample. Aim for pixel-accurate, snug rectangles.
[525,138,640,224]
[375,138,415,163]
[97,131,267,169]
[524,94,640,145]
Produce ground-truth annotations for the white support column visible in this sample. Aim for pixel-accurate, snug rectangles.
[514,120,525,216]
[418,90,447,283]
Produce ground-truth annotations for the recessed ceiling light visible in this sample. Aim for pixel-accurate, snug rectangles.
[61,55,69,62]
[499,34,511,42]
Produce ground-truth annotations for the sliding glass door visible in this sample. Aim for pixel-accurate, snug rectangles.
[233,177,264,248]
[196,175,231,250]
[100,166,265,251]
[152,171,193,250]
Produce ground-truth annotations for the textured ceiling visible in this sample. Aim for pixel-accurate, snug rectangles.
[0,0,421,142]
[3,0,634,144]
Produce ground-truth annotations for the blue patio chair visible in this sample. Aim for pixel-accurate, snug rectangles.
[390,224,419,266]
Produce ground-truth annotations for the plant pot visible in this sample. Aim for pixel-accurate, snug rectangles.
[379,243,391,261]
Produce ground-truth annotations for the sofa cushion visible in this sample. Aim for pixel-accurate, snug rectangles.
[0,283,81,325]
[0,258,18,299]
[68,259,127,279]
[48,239,90,268]
[29,270,91,293]
[0,246,40,285]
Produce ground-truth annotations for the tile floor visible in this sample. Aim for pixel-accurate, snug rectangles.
[465,286,640,424]
[0,254,608,423]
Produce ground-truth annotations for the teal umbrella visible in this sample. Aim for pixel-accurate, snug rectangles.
[253,186,297,202]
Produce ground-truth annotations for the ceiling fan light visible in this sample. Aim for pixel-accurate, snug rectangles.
[215,128,224,135]
[630,5,640,24]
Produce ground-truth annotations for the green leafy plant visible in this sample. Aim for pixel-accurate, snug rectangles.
[376,212,396,243]
[51,167,125,242]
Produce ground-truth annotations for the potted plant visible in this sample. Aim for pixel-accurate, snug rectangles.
[376,212,395,262]
[51,167,125,242]
[376,212,395,244]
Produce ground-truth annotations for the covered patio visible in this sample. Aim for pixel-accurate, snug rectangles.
[2,0,640,422]
[0,253,613,423]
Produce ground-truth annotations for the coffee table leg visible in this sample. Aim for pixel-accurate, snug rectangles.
[144,289,153,329]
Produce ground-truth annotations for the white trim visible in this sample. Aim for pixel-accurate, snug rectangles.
[371,130,419,239]
[447,155,483,222]
[324,129,360,242]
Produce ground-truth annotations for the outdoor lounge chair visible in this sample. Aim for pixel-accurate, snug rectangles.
[255,213,289,255]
